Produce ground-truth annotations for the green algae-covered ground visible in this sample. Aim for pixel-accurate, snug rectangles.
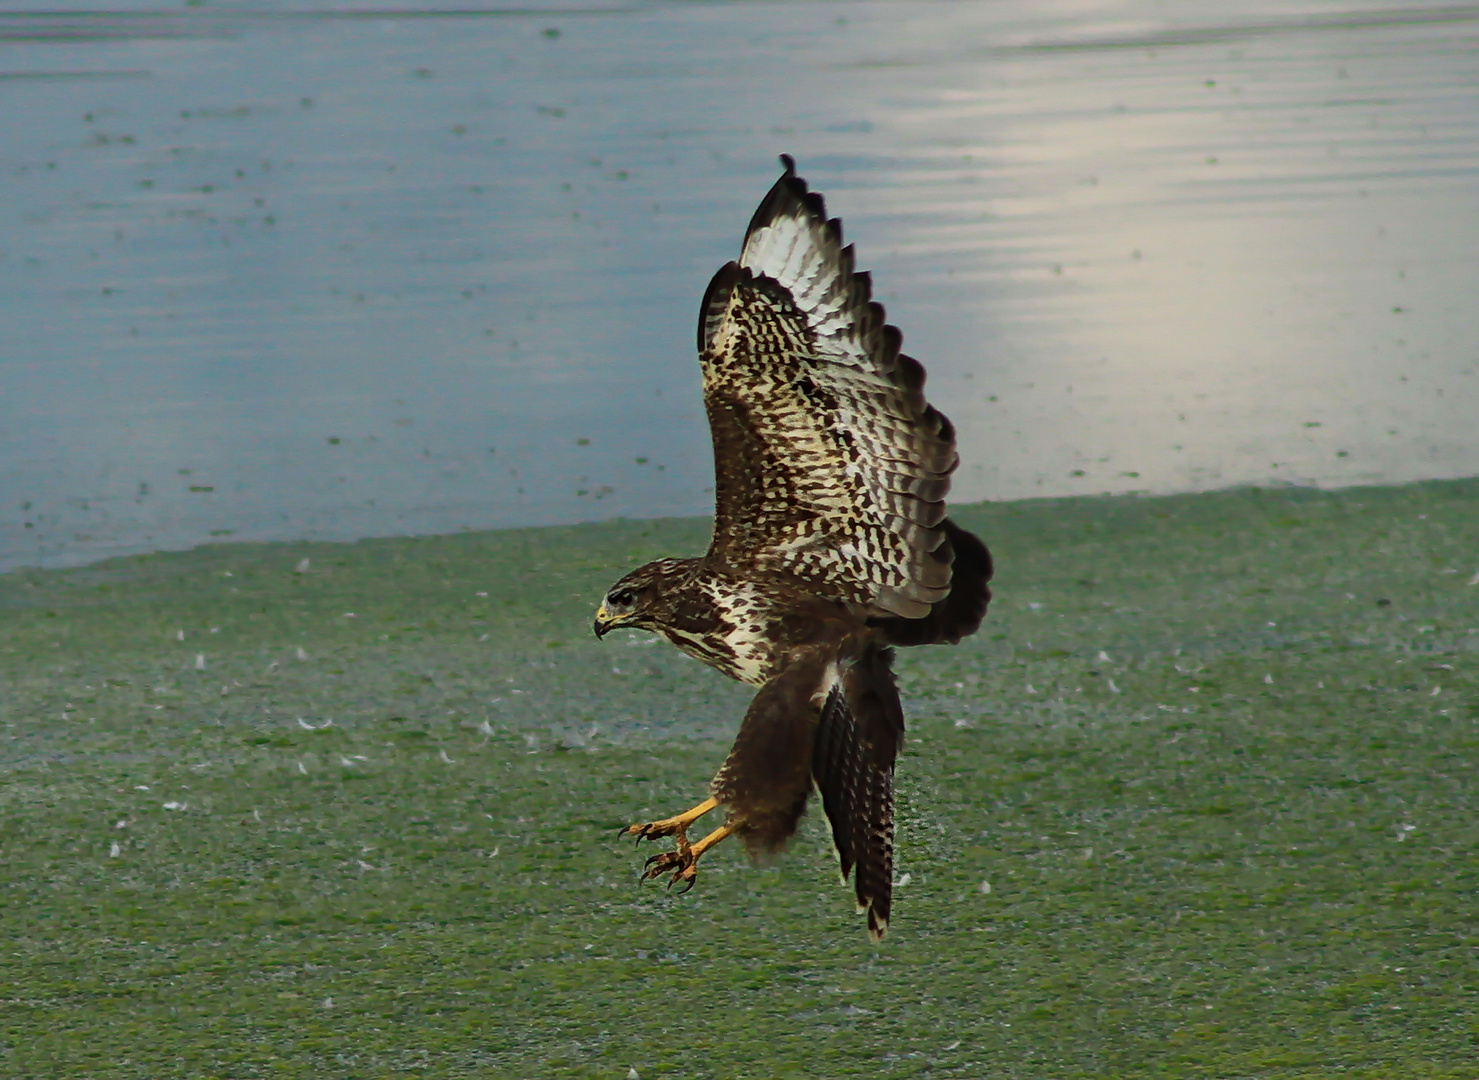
[2,481,1477,1079]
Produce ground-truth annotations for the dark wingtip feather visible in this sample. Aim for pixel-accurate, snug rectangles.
[745,156,828,247]
[932,408,956,448]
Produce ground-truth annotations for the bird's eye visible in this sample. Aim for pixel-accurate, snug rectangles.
[609,588,636,608]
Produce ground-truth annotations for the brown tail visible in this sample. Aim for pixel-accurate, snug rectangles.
[873,518,992,648]
[812,646,905,941]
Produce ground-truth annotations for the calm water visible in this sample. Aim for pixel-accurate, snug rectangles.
[3,1,1477,571]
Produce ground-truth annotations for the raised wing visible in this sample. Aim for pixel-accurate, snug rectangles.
[698,156,958,618]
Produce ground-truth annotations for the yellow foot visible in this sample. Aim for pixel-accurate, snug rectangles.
[641,849,700,892]
[620,796,718,847]
[637,823,734,893]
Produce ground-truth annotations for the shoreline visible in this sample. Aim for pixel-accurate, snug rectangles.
[5,472,1476,580]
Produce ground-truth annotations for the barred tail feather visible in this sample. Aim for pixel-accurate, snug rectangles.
[812,646,904,941]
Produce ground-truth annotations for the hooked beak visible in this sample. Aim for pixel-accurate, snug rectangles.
[593,604,611,639]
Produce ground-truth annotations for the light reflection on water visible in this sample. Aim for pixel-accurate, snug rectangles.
[2,1,1476,571]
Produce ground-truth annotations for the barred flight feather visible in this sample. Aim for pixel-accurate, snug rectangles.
[700,156,959,619]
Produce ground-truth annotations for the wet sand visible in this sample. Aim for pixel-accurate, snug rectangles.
[3,1,1477,570]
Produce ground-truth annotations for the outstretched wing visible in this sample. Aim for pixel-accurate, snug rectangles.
[698,156,958,619]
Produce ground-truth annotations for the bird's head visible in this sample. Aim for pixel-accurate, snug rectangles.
[593,558,692,638]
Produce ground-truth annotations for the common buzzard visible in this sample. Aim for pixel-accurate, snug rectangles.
[594,156,991,940]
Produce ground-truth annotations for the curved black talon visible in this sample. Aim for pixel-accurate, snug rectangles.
[639,850,691,886]
[668,874,696,895]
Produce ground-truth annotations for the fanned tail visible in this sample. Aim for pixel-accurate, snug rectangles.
[812,646,904,941]
[874,518,993,648]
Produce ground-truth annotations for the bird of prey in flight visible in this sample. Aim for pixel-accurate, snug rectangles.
[594,156,991,940]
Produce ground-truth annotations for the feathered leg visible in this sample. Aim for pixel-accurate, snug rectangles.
[624,650,829,891]
[812,645,905,941]
[710,648,831,857]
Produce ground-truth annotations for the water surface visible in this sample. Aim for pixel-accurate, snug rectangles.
[3,0,1477,570]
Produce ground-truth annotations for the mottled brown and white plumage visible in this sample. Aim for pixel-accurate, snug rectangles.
[595,156,992,940]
